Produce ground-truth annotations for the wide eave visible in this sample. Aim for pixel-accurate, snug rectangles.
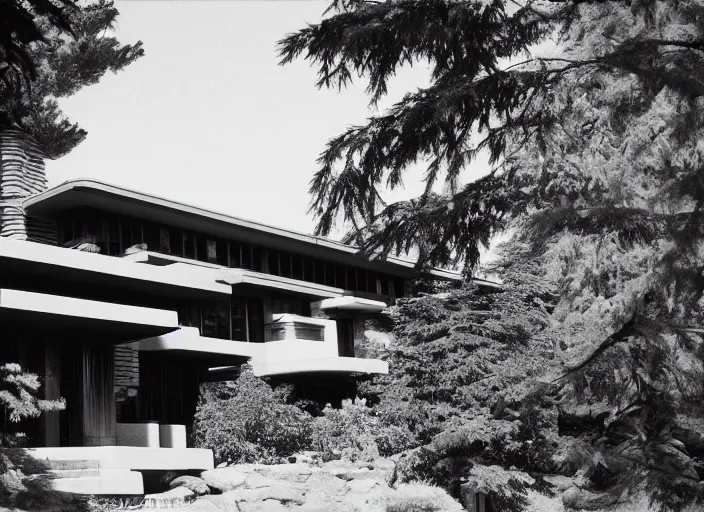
[23,179,463,282]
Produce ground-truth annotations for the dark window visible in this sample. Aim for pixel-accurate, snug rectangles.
[205,239,218,264]
[267,250,280,276]
[231,296,247,341]
[346,267,357,291]
[337,319,355,357]
[241,245,252,269]
[178,305,201,330]
[143,222,161,253]
[158,228,171,254]
[367,272,377,294]
[280,252,292,278]
[201,301,230,340]
[59,216,74,245]
[252,247,264,272]
[291,255,303,280]
[103,218,120,256]
[196,236,208,262]
[381,278,389,296]
[216,240,228,266]
[121,218,142,249]
[247,298,265,343]
[336,266,347,289]
[324,264,336,287]
[395,278,405,298]
[229,242,241,268]
[303,258,315,282]
[314,260,325,285]
[184,233,196,260]
[169,227,184,257]
[355,269,366,293]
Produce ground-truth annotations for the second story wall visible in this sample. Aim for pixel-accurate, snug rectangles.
[56,206,406,299]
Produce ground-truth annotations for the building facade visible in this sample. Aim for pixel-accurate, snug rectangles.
[0,139,464,492]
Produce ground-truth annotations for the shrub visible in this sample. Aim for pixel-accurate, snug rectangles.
[191,365,312,465]
[311,398,416,462]
[384,482,464,512]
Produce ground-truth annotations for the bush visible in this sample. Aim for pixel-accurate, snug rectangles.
[311,398,416,462]
[384,482,464,512]
[191,365,312,465]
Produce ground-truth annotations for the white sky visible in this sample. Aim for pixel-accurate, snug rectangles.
[45,0,493,241]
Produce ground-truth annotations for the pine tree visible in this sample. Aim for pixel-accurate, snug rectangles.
[2,0,144,157]
[281,1,704,510]
[0,0,76,105]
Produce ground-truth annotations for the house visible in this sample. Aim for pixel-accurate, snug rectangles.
[0,136,471,493]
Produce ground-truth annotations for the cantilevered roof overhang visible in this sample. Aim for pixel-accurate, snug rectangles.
[319,296,388,313]
[127,327,255,364]
[0,289,179,341]
[217,269,344,299]
[0,238,231,299]
[251,357,389,377]
[23,179,463,282]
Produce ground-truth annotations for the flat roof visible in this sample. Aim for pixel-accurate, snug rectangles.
[23,179,463,281]
[0,238,232,298]
[0,288,179,341]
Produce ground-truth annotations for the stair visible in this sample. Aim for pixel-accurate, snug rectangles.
[32,459,144,495]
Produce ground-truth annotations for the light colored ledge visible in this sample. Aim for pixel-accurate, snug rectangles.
[127,327,257,361]
[319,296,388,313]
[0,238,231,296]
[0,288,178,328]
[26,446,214,471]
[218,269,344,299]
[252,356,389,377]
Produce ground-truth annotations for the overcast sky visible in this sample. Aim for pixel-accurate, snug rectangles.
[45,0,493,241]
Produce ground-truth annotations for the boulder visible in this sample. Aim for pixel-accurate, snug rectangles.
[233,485,306,505]
[201,468,248,492]
[255,463,315,483]
[238,500,289,512]
[143,486,195,509]
[561,486,618,510]
[170,475,210,496]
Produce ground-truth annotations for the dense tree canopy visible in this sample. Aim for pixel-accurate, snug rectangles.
[1,0,143,158]
[281,1,704,510]
[0,0,76,105]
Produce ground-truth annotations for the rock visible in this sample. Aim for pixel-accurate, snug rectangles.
[217,462,228,468]
[170,475,210,496]
[143,486,195,509]
[542,475,575,492]
[244,471,281,490]
[0,468,26,493]
[239,500,289,512]
[160,470,182,487]
[234,485,306,505]
[255,463,315,483]
[201,468,248,492]
[347,478,380,494]
[329,466,386,482]
[290,451,318,464]
[220,485,305,510]
[561,486,618,510]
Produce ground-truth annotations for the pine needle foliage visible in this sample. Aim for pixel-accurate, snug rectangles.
[282,1,704,509]
[2,0,144,158]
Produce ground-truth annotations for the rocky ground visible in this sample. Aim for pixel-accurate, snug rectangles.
[146,455,465,512]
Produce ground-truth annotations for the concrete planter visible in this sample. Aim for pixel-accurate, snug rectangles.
[116,422,161,448]
[160,424,187,449]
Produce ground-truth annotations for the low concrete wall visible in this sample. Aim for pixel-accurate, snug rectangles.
[116,422,161,448]
[160,424,187,449]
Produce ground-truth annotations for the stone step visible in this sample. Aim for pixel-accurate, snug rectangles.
[41,459,100,471]
[49,469,144,495]
[44,468,102,479]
